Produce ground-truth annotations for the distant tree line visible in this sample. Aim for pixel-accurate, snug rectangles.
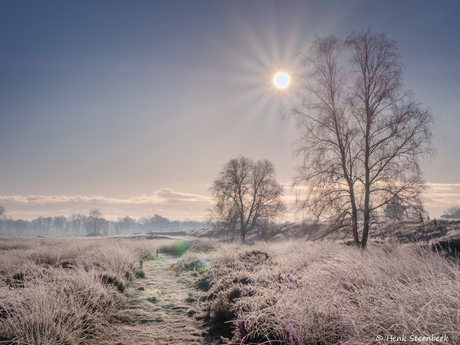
[0,207,206,235]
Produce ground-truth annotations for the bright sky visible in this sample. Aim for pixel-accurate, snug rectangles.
[1,1,459,220]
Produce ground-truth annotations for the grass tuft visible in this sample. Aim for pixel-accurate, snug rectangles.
[184,240,460,344]
[0,236,162,344]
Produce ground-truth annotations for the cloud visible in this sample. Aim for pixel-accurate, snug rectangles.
[423,183,460,212]
[1,183,458,221]
[0,188,213,221]
[0,188,212,206]
[283,183,460,218]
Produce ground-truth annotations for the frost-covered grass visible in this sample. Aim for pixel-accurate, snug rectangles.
[4,235,459,344]
[0,236,164,345]
[181,240,460,344]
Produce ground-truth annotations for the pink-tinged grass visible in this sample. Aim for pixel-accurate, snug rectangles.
[0,236,164,345]
[182,241,460,344]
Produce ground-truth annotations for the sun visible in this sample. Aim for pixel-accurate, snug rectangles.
[273,72,290,88]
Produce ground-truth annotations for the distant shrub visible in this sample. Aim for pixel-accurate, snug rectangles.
[146,296,157,303]
[159,240,191,256]
[441,206,460,219]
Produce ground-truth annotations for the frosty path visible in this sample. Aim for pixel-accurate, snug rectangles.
[114,255,203,345]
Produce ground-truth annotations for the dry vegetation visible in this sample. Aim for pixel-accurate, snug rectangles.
[0,236,166,344]
[178,240,460,344]
[2,230,460,345]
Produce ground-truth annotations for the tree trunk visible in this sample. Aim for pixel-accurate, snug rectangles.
[362,186,370,249]
[345,178,359,245]
[240,215,246,244]
[362,107,371,249]
[351,204,359,245]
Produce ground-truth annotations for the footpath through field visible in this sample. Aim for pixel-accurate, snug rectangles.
[113,254,203,345]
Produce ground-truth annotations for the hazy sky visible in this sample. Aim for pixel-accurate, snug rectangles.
[1,0,459,220]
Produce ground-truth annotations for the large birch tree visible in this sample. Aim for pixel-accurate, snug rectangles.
[289,29,434,248]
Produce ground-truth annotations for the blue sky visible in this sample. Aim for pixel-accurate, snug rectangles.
[1,1,459,220]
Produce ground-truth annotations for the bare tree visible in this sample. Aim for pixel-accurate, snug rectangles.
[85,209,107,236]
[52,216,67,233]
[209,156,285,243]
[441,206,460,219]
[288,29,434,248]
[118,216,136,233]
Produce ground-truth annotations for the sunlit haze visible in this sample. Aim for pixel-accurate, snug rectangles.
[1,1,459,221]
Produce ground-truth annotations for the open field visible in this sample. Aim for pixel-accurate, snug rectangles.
[1,226,460,344]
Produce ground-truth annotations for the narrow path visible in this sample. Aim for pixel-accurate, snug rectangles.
[114,255,203,345]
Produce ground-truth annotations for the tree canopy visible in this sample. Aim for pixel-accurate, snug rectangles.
[288,29,434,248]
[209,156,285,243]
